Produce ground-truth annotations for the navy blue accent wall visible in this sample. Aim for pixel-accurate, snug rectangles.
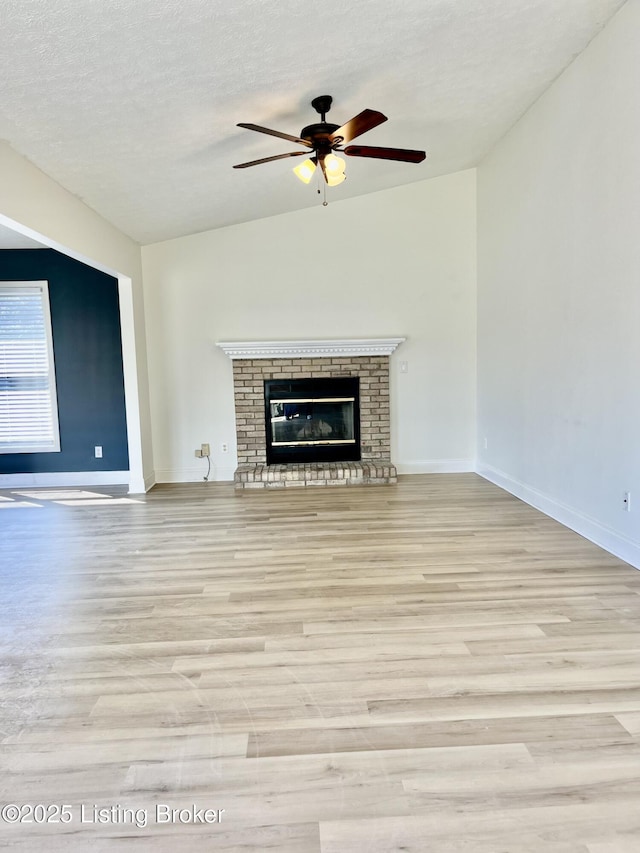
[0,249,129,474]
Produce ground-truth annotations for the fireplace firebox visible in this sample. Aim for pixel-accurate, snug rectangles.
[264,377,360,464]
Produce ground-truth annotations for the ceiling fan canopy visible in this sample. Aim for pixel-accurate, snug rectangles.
[233,95,426,184]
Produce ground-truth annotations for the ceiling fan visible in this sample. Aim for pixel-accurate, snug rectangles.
[233,95,426,187]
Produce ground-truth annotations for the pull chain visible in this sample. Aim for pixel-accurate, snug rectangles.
[316,165,328,207]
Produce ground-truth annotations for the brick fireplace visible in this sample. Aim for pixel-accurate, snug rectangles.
[217,339,403,489]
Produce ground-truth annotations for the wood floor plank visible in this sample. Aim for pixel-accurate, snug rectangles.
[246,713,630,758]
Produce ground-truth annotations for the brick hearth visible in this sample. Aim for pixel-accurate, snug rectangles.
[235,461,397,489]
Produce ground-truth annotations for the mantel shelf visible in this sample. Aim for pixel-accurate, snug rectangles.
[216,338,405,360]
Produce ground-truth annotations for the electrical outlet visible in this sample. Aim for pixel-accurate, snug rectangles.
[194,449,203,458]
[623,491,631,512]
[400,361,408,374]
[221,442,228,453]
[201,443,210,457]
[483,437,488,450]
[94,445,102,458]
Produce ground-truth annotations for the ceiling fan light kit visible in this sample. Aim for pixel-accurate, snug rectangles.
[234,95,426,200]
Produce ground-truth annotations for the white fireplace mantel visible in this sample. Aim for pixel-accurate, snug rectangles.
[216,338,405,360]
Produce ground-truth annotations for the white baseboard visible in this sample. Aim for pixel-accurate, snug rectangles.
[477,464,640,570]
[154,465,236,484]
[143,472,157,492]
[127,471,156,494]
[0,470,129,488]
[396,459,476,475]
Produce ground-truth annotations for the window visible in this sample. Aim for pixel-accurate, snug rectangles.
[0,281,60,453]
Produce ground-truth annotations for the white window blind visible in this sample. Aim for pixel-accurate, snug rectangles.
[0,281,61,453]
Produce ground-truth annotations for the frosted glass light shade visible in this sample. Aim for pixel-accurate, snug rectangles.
[293,159,317,183]
[325,153,346,176]
[324,153,346,186]
[326,172,346,186]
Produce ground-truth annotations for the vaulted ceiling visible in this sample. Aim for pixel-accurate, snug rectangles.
[0,0,626,244]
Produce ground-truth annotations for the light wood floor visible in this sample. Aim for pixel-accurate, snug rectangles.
[1,474,640,852]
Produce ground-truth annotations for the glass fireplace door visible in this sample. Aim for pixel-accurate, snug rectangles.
[269,397,356,447]
[264,377,360,464]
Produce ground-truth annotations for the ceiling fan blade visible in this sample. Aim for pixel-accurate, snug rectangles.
[318,155,328,184]
[329,109,387,145]
[237,123,313,147]
[233,151,309,169]
[344,145,426,163]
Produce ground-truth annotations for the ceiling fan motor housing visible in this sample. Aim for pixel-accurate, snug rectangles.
[300,122,341,148]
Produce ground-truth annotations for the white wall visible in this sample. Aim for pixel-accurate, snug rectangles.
[0,142,153,492]
[477,1,640,567]
[142,170,477,483]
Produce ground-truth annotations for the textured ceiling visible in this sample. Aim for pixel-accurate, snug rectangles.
[0,0,626,244]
